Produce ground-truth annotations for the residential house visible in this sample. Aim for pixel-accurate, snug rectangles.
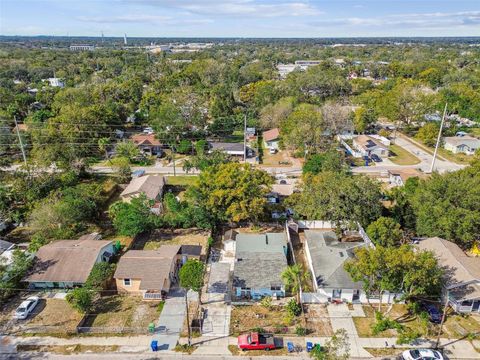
[0,239,15,267]
[444,136,480,155]
[24,234,114,289]
[388,169,427,187]
[263,128,280,150]
[353,135,389,158]
[208,142,250,158]
[114,244,201,300]
[304,230,400,303]
[417,237,480,313]
[70,44,95,51]
[131,133,163,156]
[120,175,165,214]
[233,233,288,300]
[45,78,65,88]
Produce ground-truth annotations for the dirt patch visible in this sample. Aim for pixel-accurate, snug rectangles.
[228,344,289,356]
[17,344,119,355]
[365,347,402,357]
[443,311,480,339]
[304,304,334,336]
[230,304,302,336]
[134,228,209,254]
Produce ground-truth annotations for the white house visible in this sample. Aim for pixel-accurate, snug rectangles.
[444,136,480,155]
[263,128,280,150]
[353,135,389,158]
[45,78,65,88]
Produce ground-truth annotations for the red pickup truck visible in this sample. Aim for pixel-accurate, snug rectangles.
[237,332,278,351]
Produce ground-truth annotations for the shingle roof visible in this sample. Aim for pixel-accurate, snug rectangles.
[354,135,387,150]
[120,175,165,200]
[209,142,245,153]
[263,128,280,142]
[114,245,181,291]
[233,253,287,289]
[0,239,15,253]
[417,237,480,287]
[444,136,480,147]
[131,133,162,146]
[305,230,365,289]
[25,238,113,283]
[233,232,288,290]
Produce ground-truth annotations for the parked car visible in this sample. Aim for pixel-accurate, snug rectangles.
[371,154,382,162]
[421,303,442,324]
[237,332,279,351]
[143,127,154,134]
[402,349,443,360]
[269,148,277,154]
[14,296,39,320]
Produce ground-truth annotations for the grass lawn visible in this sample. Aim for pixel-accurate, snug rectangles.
[166,175,199,187]
[353,305,432,338]
[27,299,83,335]
[136,228,209,255]
[388,144,421,165]
[365,348,403,357]
[230,304,303,336]
[228,344,289,356]
[443,312,480,339]
[83,296,160,332]
[406,134,472,165]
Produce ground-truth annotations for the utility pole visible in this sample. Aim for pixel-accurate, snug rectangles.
[243,113,247,163]
[429,103,448,173]
[435,292,450,349]
[14,116,27,166]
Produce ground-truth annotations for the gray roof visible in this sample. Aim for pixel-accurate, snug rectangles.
[208,262,231,294]
[0,239,15,254]
[444,136,480,147]
[233,253,287,289]
[120,175,165,200]
[235,232,287,255]
[305,230,365,289]
[233,232,288,290]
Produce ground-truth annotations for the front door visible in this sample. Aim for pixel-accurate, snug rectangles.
[352,289,360,302]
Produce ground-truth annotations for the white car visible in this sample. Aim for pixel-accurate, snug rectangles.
[14,296,39,320]
[269,148,277,154]
[402,349,444,360]
[143,127,154,134]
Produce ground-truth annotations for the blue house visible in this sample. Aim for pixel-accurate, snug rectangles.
[233,232,288,300]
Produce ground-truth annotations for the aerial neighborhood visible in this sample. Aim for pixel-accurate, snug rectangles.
[1,3,480,359]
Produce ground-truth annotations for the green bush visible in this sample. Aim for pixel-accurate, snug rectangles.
[286,299,302,317]
[396,327,421,345]
[66,287,93,313]
[371,311,403,335]
[295,326,307,336]
[260,296,273,309]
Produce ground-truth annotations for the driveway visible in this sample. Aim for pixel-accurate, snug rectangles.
[152,289,196,351]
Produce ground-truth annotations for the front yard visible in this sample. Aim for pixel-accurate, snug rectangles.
[230,303,332,337]
[389,144,421,165]
[81,295,160,333]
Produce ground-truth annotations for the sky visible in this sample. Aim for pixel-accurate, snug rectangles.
[0,0,479,38]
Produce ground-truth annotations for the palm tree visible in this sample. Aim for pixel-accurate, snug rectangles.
[281,264,311,302]
[98,137,110,159]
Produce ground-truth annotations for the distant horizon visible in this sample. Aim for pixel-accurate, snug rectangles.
[1,1,479,38]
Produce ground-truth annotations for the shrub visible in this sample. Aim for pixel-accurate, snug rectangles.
[252,327,266,333]
[157,301,165,314]
[396,327,421,345]
[260,296,273,309]
[371,311,403,335]
[295,326,307,336]
[66,287,93,313]
[286,299,302,317]
[85,262,116,290]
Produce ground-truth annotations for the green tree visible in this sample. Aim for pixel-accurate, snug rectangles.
[366,217,403,247]
[110,156,131,182]
[0,250,34,305]
[353,106,377,133]
[303,150,348,175]
[416,123,440,147]
[85,262,116,290]
[186,163,273,224]
[177,139,192,154]
[410,162,480,248]
[288,172,382,228]
[98,137,110,159]
[310,328,350,360]
[281,264,311,302]
[179,259,205,345]
[66,287,93,313]
[109,194,156,237]
[116,141,140,162]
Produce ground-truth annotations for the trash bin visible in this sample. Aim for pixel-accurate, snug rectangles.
[306,342,313,352]
[148,322,155,333]
[151,340,158,352]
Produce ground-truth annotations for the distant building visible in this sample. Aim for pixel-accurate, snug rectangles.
[444,136,480,155]
[352,135,389,158]
[388,169,427,187]
[208,141,250,157]
[45,78,65,88]
[70,44,95,51]
[277,60,321,78]
[131,133,162,156]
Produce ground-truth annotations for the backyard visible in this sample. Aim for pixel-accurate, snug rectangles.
[133,228,209,255]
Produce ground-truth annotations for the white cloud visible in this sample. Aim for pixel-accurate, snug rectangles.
[77,14,213,25]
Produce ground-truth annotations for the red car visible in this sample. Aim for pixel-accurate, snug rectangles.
[237,332,277,351]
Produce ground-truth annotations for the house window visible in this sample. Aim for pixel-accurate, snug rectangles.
[271,285,281,291]
[123,279,131,286]
[332,289,342,299]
